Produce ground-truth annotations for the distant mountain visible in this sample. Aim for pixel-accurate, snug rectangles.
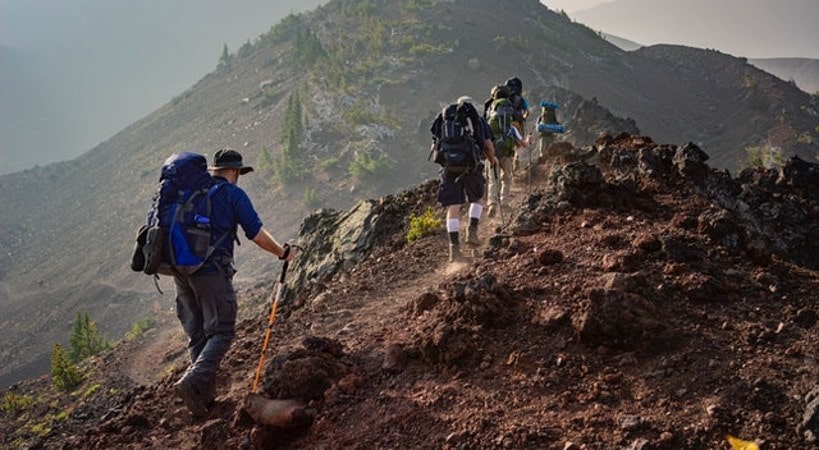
[750,58,819,95]
[600,33,643,52]
[591,30,819,95]
[0,0,816,388]
[572,0,819,59]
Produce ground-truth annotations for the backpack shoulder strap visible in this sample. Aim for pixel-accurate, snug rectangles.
[205,180,240,248]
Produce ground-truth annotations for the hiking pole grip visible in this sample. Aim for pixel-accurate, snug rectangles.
[279,261,289,283]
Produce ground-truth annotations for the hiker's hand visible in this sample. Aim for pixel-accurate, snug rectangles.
[279,243,296,262]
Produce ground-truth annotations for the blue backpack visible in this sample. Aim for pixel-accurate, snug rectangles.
[137,152,229,279]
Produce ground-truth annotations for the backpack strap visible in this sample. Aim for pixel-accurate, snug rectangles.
[203,181,236,266]
[152,274,163,295]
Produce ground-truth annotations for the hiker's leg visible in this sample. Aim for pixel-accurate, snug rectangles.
[174,275,206,364]
[467,202,483,246]
[446,205,464,262]
[499,156,514,204]
[439,171,466,261]
[180,272,237,396]
[486,163,498,208]
[446,204,461,245]
[463,171,486,246]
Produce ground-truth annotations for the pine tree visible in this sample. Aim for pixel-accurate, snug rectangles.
[51,343,83,391]
[68,311,110,363]
[218,43,232,69]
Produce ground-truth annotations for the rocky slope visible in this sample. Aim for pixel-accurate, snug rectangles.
[2,135,817,449]
[1,0,817,397]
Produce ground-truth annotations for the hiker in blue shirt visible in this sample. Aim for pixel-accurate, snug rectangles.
[173,148,296,418]
[505,77,530,123]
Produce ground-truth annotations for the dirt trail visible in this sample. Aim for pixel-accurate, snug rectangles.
[121,319,186,386]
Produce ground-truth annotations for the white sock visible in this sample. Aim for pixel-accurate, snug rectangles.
[469,203,483,220]
[447,219,460,233]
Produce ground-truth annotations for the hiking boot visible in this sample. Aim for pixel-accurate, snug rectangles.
[202,380,217,407]
[175,378,207,418]
[449,244,466,263]
[466,227,481,247]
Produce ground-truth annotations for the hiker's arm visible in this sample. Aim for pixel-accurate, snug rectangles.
[519,132,531,148]
[483,139,497,166]
[252,228,296,261]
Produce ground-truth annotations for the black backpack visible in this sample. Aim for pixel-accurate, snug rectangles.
[505,77,523,96]
[433,103,481,172]
[504,78,527,122]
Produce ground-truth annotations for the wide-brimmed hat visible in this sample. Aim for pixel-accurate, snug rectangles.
[208,148,254,174]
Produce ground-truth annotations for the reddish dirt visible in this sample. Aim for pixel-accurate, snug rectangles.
[2,135,818,450]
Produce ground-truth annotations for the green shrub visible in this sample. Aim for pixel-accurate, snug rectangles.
[797,132,815,144]
[744,144,784,169]
[125,316,156,341]
[303,187,321,209]
[407,207,442,242]
[318,154,343,171]
[79,383,102,400]
[31,421,51,437]
[348,151,392,181]
[408,43,450,56]
[1,391,33,412]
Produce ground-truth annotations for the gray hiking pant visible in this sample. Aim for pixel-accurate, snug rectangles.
[173,269,237,395]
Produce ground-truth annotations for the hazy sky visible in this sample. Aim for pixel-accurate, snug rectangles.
[571,0,819,59]
[0,0,326,174]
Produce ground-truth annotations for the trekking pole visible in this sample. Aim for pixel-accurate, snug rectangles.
[252,244,300,393]
[527,116,536,194]
[527,144,532,194]
[493,164,505,227]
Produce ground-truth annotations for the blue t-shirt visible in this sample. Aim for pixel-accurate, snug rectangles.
[208,176,263,259]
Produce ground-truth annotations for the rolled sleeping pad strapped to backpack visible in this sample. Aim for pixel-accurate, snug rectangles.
[540,100,560,109]
[537,123,566,134]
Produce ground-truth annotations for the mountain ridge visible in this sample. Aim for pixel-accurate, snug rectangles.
[1,0,817,389]
[2,132,817,449]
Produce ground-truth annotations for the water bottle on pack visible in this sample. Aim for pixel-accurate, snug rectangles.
[189,214,211,257]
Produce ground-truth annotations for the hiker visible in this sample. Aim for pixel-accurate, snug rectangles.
[504,77,532,172]
[430,96,497,262]
[173,148,296,418]
[504,77,530,123]
[487,116,531,217]
[536,101,560,158]
[485,85,531,217]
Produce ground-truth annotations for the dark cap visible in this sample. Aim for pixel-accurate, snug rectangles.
[208,148,254,174]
